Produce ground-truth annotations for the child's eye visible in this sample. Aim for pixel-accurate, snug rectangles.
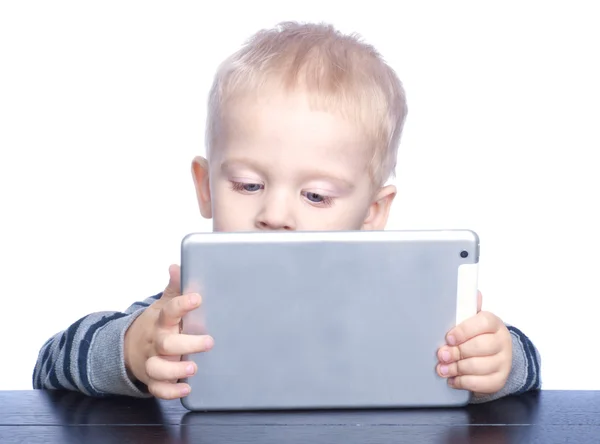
[305,192,324,203]
[230,181,264,193]
[243,183,262,192]
[303,191,334,207]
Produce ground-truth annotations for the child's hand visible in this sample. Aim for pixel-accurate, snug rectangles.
[436,291,512,395]
[124,264,214,400]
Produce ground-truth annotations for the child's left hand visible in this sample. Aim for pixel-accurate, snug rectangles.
[436,291,512,395]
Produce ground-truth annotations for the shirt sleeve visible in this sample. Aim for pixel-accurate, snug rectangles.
[32,293,163,398]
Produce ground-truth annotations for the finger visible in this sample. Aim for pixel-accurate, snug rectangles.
[155,332,214,356]
[454,333,503,360]
[160,264,182,301]
[439,333,503,363]
[157,293,202,329]
[459,332,504,359]
[477,290,482,313]
[448,373,506,394]
[446,311,503,346]
[437,356,502,378]
[147,380,192,400]
[437,345,461,364]
[146,356,197,381]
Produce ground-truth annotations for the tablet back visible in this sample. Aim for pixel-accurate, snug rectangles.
[180,230,479,411]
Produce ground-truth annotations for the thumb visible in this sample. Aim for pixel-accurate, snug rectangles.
[160,264,181,300]
[477,290,483,313]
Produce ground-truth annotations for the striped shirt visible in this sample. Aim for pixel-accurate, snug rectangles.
[32,292,541,402]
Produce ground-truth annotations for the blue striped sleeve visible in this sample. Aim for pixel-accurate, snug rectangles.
[32,293,163,397]
[506,325,542,393]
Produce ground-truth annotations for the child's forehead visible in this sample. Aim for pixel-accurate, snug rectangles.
[225,91,369,149]
[215,93,372,181]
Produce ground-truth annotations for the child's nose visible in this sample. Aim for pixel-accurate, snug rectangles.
[255,193,296,231]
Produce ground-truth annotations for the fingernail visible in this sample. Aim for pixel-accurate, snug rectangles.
[189,294,200,307]
[181,386,190,396]
[441,350,451,362]
[448,377,455,386]
[440,365,448,376]
[204,336,214,349]
[447,335,456,346]
[186,364,195,375]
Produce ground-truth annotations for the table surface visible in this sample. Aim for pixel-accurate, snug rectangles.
[1,390,598,443]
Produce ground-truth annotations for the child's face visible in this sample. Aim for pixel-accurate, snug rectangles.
[192,92,396,232]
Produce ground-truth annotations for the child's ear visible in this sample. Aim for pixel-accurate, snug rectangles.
[191,156,212,219]
[361,185,396,230]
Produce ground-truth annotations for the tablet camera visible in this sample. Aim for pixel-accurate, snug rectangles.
[460,250,469,258]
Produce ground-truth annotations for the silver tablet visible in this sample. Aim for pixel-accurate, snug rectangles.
[180,230,479,411]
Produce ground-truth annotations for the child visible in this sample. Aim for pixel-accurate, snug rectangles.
[33,21,541,403]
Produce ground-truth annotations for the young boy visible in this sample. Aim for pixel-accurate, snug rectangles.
[33,21,541,403]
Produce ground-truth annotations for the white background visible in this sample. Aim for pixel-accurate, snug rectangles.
[1,1,598,391]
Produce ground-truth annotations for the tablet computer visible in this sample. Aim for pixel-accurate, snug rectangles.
[180,229,479,411]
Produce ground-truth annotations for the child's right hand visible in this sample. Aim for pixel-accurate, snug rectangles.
[124,264,214,399]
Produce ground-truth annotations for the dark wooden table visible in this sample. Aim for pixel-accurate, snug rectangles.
[0,390,598,443]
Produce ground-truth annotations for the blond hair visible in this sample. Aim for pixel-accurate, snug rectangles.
[205,21,407,186]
